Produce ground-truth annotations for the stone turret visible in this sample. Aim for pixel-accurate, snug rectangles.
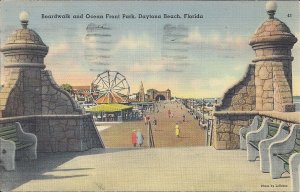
[1,11,48,69]
[0,11,82,117]
[249,1,297,111]
[0,11,103,152]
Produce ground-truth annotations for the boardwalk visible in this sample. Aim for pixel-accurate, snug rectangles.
[100,101,205,148]
[0,147,290,191]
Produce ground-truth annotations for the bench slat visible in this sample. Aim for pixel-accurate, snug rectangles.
[0,126,17,133]
[268,122,280,128]
[0,129,17,137]
[0,124,33,151]
[277,153,291,164]
[1,132,17,139]
[249,141,259,150]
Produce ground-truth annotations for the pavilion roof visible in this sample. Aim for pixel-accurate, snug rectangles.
[86,104,133,113]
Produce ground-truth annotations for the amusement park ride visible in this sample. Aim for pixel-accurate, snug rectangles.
[90,70,130,104]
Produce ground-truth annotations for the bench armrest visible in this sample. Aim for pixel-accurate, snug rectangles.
[0,137,16,155]
[15,122,37,144]
[246,118,270,142]
[289,153,300,192]
[269,124,300,155]
[240,115,261,136]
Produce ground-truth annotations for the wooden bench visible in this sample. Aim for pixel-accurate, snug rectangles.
[239,115,262,150]
[0,122,37,171]
[246,118,290,172]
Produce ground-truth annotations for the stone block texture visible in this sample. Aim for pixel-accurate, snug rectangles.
[0,20,104,152]
[218,64,256,111]
[0,115,104,152]
[213,15,298,149]
[250,18,297,112]
[212,112,258,149]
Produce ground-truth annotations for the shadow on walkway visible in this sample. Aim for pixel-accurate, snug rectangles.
[0,147,139,191]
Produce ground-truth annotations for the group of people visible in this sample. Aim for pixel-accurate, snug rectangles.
[132,102,190,146]
[131,130,144,147]
[144,114,158,128]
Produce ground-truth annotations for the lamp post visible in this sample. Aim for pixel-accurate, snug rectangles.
[19,11,29,29]
[266,1,277,19]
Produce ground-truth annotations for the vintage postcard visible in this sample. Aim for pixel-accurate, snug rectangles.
[0,0,299,191]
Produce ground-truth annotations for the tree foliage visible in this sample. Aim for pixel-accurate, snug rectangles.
[60,84,73,93]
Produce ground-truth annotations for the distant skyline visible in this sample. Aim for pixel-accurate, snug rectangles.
[0,1,299,98]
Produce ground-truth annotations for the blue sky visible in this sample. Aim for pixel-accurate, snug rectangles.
[0,1,299,98]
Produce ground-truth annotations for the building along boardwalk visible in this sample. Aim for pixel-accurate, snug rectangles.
[100,101,205,148]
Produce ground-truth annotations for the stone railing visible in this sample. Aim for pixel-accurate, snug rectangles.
[212,111,300,150]
[0,114,105,152]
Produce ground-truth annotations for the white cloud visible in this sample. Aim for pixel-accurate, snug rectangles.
[83,36,97,49]
[47,42,71,56]
[183,27,202,43]
[183,27,248,50]
[186,75,239,98]
[208,76,238,88]
[115,33,154,50]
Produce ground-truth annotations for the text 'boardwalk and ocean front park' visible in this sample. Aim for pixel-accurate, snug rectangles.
[41,13,204,19]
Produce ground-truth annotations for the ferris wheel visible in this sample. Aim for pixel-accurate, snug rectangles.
[90,70,130,104]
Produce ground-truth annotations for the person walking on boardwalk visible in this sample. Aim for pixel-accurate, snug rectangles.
[132,130,137,147]
[175,123,180,138]
[144,115,147,125]
[136,130,144,147]
[146,115,150,125]
[168,109,171,118]
[153,118,157,129]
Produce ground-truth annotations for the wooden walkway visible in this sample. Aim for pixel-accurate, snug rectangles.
[100,101,206,148]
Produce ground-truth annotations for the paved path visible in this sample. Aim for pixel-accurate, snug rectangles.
[100,101,205,147]
[0,147,290,191]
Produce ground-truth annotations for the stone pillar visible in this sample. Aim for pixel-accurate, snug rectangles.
[0,12,83,117]
[0,12,103,152]
[249,6,297,112]
[0,16,48,116]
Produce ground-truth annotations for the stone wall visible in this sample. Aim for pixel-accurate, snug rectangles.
[0,68,83,117]
[1,68,43,116]
[273,62,294,112]
[255,61,294,112]
[212,111,300,149]
[217,64,256,111]
[0,20,104,153]
[0,68,22,116]
[0,114,104,152]
[41,70,83,115]
[213,111,258,150]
